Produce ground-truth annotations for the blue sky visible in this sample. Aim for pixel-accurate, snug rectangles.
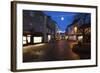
[24,10,91,33]
[44,11,77,33]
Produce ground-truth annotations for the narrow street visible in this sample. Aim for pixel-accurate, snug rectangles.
[23,40,80,62]
[23,10,91,62]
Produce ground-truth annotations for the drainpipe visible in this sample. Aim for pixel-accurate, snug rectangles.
[43,15,47,43]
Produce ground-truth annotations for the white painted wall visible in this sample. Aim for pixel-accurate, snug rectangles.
[0,0,99,73]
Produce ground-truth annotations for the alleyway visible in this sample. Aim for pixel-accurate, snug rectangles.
[23,40,80,62]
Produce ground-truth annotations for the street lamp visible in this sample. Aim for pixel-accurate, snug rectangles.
[74,26,78,41]
[74,26,77,33]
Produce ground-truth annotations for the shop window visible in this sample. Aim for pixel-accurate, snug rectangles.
[33,36,42,43]
[65,36,68,40]
[48,35,51,42]
[27,35,31,43]
[78,36,83,42]
[23,36,27,44]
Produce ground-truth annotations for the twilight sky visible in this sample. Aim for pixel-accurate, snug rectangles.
[44,11,77,33]
[24,10,91,33]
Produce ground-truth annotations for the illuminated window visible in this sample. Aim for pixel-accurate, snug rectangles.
[69,35,76,40]
[48,35,51,42]
[23,36,27,44]
[78,36,83,41]
[65,36,68,40]
[73,35,76,40]
[27,35,31,43]
[34,37,42,43]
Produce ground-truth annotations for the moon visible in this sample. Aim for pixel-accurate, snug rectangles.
[61,17,64,21]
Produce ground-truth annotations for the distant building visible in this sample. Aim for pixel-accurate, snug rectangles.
[65,20,79,41]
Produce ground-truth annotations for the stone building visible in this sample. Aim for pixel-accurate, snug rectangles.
[23,10,57,45]
[65,13,91,43]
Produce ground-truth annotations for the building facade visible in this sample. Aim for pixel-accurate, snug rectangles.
[65,13,91,43]
[23,10,57,45]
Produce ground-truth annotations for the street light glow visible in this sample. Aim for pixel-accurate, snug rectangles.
[74,26,77,33]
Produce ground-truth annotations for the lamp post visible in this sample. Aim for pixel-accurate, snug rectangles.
[74,26,78,41]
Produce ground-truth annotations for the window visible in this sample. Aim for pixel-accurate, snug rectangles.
[33,36,42,43]
[78,36,83,41]
[65,36,68,40]
[69,35,76,40]
[48,35,51,42]
[27,35,31,43]
[23,36,27,44]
